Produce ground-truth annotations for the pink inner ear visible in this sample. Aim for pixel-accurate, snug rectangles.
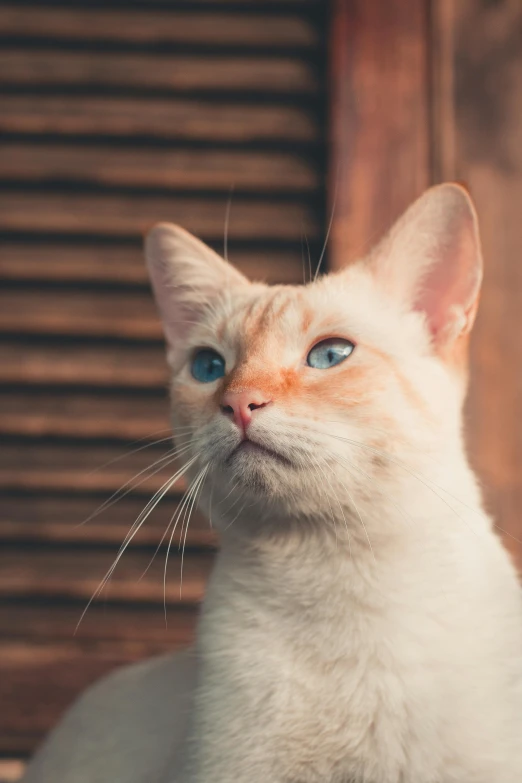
[145,222,250,366]
[413,203,482,345]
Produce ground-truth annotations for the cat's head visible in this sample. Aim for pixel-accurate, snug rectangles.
[145,184,482,535]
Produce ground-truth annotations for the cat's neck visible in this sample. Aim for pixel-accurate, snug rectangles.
[221,441,485,552]
[211,450,489,617]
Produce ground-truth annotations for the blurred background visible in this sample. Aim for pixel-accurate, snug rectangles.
[0,0,521,778]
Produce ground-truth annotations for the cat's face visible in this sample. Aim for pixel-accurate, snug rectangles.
[146,184,482,533]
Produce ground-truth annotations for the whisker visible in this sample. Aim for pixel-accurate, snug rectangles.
[314,163,339,281]
[85,431,175,477]
[337,452,415,530]
[323,419,446,468]
[74,454,199,633]
[322,449,457,605]
[217,477,242,505]
[178,467,206,553]
[284,420,486,543]
[112,452,198,565]
[300,230,313,286]
[78,442,194,527]
[300,425,480,540]
[308,453,340,547]
[316,452,373,559]
[224,184,235,262]
[95,454,198,579]
[163,465,207,623]
[313,453,353,555]
[325,448,414,539]
[138,483,198,582]
[222,484,247,516]
[488,524,522,546]
[222,492,248,532]
[207,479,215,528]
[163,470,205,607]
[179,465,209,599]
[331,434,477,534]
[300,229,306,285]
[304,233,312,285]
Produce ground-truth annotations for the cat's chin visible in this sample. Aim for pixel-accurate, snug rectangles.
[222,438,296,495]
[226,439,293,468]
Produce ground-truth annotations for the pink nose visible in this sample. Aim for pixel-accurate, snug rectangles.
[220,390,272,434]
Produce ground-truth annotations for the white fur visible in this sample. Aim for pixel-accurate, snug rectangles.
[23,185,522,783]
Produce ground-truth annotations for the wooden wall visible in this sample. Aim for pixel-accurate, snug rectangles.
[1,0,522,775]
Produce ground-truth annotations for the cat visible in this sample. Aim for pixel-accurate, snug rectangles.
[23,183,522,783]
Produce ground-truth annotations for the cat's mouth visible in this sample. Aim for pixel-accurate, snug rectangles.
[226,438,293,468]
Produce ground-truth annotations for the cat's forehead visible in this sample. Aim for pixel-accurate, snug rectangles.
[209,272,375,347]
[209,285,305,356]
[240,285,308,333]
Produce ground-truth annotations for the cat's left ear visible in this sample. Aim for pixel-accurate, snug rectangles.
[145,223,249,366]
[367,183,483,351]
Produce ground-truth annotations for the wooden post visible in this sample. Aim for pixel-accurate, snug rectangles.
[327,0,430,269]
[449,0,522,569]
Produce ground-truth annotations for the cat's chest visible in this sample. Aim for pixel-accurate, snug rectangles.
[205,614,415,780]
[200,569,459,782]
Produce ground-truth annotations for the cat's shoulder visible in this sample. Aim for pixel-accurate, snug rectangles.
[22,648,197,783]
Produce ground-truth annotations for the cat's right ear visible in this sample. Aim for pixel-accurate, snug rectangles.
[145,223,249,366]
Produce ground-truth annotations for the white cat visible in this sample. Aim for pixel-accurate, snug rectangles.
[23,184,522,783]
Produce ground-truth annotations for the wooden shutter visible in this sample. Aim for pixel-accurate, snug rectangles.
[0,0,326,759]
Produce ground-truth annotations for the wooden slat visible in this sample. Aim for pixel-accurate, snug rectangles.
[159,0,320,4]
[0,760,24,782]
[0,341,168,388]
[0,50,319,94]
[0,144,318,193]
[75,0,321,4]
[0,606,196,754]
[0,495,217,548]
[0,601,198,646]
[0,609,193,753]
[0,290,161,340]
[0,95,318,143]
[25,0,321,4]
[446,0,522,570]
[0,243,305,285]
[328,0,429,268]
[0,192,319,241]
[0,6,319,49]
[0,641,178,754]
[0,546,213,604]
[0,243,154,285]
[0,442,188,493]
[0,391,169,440]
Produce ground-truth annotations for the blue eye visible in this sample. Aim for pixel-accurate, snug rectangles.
[191,349,226,383]
[307,338,355,369]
